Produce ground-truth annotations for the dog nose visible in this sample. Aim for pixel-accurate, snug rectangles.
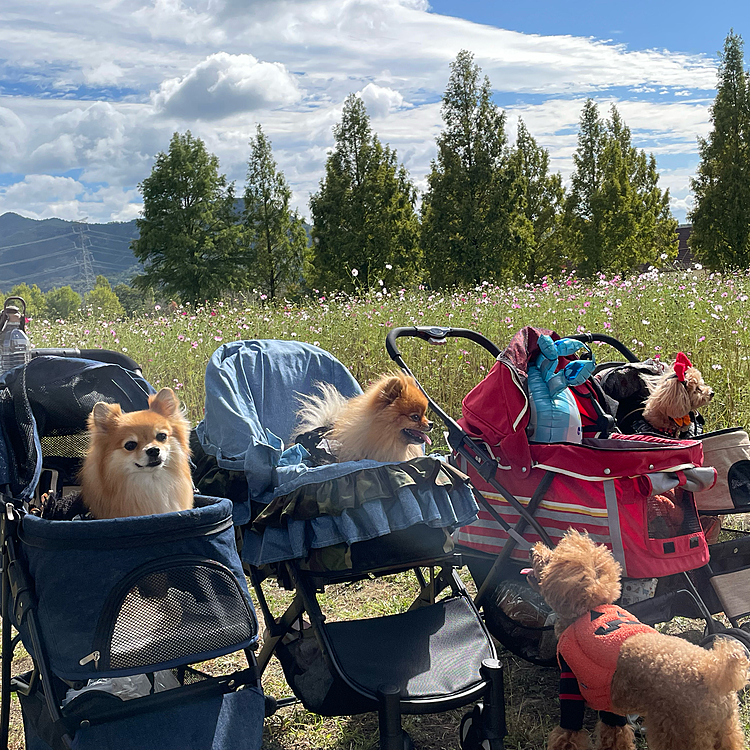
[708,389,715,400]
[146,446,161,459]
[426,420,433,431]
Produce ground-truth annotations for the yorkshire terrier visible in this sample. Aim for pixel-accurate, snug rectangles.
[641,352,714,437]
[526,530,748,750]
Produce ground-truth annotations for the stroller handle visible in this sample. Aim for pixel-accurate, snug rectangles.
[567,333,640,364]
[386,326,501,364]
[31,348,142,374]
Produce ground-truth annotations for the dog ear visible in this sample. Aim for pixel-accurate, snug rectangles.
[530,542,552,577]
[89,401,121,432]
[149,388,180,417]
[378,376,404,405]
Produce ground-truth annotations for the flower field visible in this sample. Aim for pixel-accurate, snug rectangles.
[30,266,750,434]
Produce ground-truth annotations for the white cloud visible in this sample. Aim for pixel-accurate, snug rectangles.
[0,0,723,226]
[152,53,302,120]
[357,83,406,118]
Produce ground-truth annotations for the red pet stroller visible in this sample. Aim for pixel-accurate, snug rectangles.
[386,325,750,667]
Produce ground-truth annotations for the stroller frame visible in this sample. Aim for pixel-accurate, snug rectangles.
[248,554,506,750]
[193,338,508,750]
[386,326,750,662]
[0,349,267,750]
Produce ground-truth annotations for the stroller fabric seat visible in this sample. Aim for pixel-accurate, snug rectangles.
[326,595,495,701]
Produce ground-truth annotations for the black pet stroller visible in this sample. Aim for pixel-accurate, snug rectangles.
[191,339,507,750]
[0,353,267,750]
[385,325,750,670]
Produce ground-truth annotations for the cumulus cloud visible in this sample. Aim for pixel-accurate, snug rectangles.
[0,0,723,225]
[152,53,302,120]
[357,83,406,118]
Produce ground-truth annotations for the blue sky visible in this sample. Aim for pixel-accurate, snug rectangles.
[0,0,746,228]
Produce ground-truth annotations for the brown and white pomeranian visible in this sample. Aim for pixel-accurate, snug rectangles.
[642,352,714,437]
[293,372,433,463]
[80,387,194,519]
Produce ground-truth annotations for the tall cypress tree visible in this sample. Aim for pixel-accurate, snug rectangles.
[132,131,241,306]
[309,95,421,292]
[421,50,528,287]
[509,119,565,280]
[690,31,750,270]
[243,125,308,299]
[564,101,676,276]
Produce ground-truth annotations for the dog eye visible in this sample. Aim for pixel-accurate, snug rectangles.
[124,441,137,451]
[410,414,420,422]
[156,432,168,442]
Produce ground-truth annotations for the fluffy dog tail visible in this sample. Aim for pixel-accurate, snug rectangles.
[291,383,348,439]
[706,637,749,695]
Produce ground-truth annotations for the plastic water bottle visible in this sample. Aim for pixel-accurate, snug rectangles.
[0,297,31,374]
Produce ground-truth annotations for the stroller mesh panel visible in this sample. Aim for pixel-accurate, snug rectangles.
[646,489,702,540]
[41,432,89,459]
[105,562,255,671]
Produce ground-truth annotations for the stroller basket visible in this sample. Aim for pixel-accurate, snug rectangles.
[14,495,258,681]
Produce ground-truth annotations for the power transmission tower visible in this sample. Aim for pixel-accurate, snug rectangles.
[73,219,95,292]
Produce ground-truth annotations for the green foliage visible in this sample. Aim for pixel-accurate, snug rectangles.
[309,95,421,292]
[131,131,244,306]
[509,120,566,280]
[421,50,530,287]
[563,101,677,276]
[243,125,308,299]
[114,283,153,316]
[7,283,45,320]
[690,31,750,270]
[44,286,82,320]
[85,275,125,319]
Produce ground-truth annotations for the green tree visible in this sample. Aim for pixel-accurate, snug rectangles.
[563,101,677,276]
[114,283,152,316]
[421,50,529,287]
[509,119,565,279]
[309,94,421,292]
[8,283,46,320]
[84,275,125,319]
[131,131,243,306]
[690,31,750,270]
[243,125,308,299]
[44,286,82,320]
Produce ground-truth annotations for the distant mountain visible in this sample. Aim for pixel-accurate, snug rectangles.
[0,213,140,294]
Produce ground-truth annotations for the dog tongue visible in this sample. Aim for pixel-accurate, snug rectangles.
[422,433,432,445]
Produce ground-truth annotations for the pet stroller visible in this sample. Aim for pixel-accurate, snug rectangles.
[385,325,750,668]
[0,352,266,750]
[192,339,507,750]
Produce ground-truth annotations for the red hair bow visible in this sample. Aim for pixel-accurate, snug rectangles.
[673,352,692,382]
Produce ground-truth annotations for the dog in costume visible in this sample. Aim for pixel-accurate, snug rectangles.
[525,530,747,750]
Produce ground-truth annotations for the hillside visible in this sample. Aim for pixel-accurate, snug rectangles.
[0,213,140,293]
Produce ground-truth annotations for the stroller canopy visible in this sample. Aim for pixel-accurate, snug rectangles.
[196,340,478,565]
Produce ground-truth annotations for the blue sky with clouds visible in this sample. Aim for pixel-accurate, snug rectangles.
[0,0,746,225]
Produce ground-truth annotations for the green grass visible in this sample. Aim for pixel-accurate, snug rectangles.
[4,265,750,747]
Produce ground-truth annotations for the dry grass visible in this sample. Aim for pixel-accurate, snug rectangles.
[2,563,750,749]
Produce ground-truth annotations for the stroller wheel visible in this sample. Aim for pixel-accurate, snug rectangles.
[700,628,750,661]
[460,703,501,750]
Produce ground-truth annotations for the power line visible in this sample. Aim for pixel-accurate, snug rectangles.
[0,231,76,252]
[86,229,136,242]
[0,247,76,269]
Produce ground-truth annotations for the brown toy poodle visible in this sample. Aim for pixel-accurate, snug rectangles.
[527,530,748,750]
[641,352,714,437]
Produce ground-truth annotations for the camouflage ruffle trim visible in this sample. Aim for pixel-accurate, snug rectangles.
[252,456,469,530]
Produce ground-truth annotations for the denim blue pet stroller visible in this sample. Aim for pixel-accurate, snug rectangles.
[0,353,267,750]
[192,339,507,750]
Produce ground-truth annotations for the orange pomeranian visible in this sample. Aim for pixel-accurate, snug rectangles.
[292,372,433,463]
[79,387,194,519]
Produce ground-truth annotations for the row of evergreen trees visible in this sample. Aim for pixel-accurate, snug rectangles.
[130,34,749,303]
